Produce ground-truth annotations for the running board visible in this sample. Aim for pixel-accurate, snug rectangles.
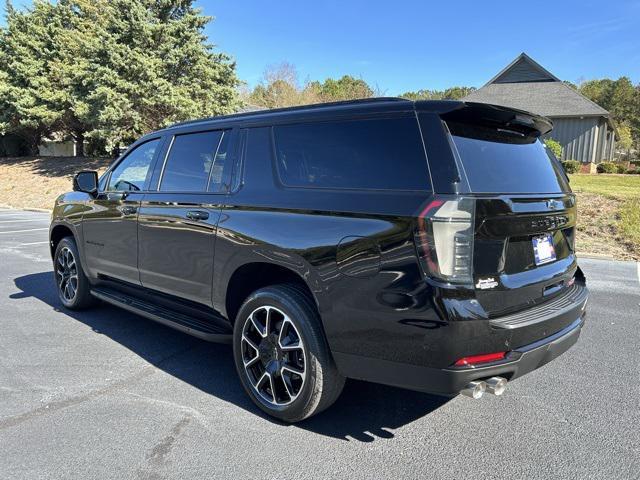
[90,287,232,343]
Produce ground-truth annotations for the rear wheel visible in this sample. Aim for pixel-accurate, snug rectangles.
[233,284,345,422]
[53,237,96,310]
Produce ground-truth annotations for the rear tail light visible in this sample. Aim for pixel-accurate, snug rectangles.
[414,196,475,284]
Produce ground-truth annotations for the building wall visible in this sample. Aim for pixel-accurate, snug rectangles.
[38,140,76,157]
[545,117,613,163]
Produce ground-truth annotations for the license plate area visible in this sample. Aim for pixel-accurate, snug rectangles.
[532,233,557,266]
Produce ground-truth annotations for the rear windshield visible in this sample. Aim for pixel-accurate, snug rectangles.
[448,122,570,194]
[273,117,431,191]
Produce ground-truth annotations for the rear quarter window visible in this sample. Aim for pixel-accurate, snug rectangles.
[273,117,431,191]
[448,122,570,194]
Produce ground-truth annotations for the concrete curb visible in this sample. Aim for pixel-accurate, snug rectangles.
[576,253,617,261]
[0,204,51,213]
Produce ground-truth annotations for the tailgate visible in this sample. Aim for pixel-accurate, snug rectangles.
[472,194,578,317]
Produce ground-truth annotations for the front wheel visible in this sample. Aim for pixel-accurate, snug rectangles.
[233,284,345,422]
[53,236,96,310]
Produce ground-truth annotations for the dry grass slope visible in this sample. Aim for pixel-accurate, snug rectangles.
[0,156,112,210]
[569,174,640,261]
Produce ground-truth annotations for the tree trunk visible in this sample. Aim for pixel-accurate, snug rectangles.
[75,131,85,157]
[27,134,41,156]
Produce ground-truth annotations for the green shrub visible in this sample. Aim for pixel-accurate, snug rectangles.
[617,165,627,174]
[561,160,581,174]
[543,138,563,159]
[628,169,640,174]
[597,162,618,174]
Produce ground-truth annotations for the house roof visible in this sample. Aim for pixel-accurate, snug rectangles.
[463,53,610,118]
[464,81,609,117]
[486,52,561,85]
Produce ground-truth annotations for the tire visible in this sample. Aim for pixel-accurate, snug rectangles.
[53,236,96,310]
[233,284,345,422]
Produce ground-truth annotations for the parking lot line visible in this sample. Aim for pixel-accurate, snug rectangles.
[19,241,50,246]
[0,228,48,234]
[0,219,48,223]
[0,214,48,219]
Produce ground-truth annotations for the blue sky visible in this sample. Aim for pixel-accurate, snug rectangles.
[201,0,640,94]
[3,1,639,94]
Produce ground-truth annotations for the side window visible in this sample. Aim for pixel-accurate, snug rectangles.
[108,139,160,192]
[208,130,236,193]
[160,131,222,192]
[273,117,431,191]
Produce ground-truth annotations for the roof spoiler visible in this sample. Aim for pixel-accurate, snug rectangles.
[418,100,553,137]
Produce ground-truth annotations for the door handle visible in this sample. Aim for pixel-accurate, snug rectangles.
[107,191,129,201]
[186,210,209,221]
[120,206,137,216]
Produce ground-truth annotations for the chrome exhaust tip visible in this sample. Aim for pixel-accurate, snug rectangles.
[485,377,507,396]
[460,381,486,399]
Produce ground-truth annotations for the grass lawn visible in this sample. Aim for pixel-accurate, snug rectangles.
[569,174,640,200]
[569,174,640,260]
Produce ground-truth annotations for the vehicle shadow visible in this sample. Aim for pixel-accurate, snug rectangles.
[11,271,450,441]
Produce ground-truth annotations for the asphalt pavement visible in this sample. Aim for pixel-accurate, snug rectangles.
[0,208,639,479]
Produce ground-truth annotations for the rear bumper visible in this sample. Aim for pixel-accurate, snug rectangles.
[334,314,585,395]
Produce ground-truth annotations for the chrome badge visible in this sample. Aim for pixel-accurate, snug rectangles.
[476,277,499,290]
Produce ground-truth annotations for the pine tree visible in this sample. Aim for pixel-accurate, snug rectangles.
[68,0,241,149]
[1,0,241,154]
[0,1,64,154]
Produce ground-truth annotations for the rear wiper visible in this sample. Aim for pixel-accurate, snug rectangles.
[497,127,525,137]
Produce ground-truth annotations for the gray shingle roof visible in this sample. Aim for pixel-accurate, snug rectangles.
[463,81,609,118]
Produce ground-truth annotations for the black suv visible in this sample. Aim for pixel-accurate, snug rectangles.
[50,98,588,422]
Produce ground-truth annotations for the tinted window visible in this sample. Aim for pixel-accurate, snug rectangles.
[160,131,222,192]
[448,123,570,194]
[108,139,160,192]
[208,131,234,193]
[273,117,430,190]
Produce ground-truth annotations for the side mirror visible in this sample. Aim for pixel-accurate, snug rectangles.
[73,171,99,195]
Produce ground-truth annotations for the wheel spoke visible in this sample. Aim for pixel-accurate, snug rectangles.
[264,306,272,336]
[249,312,267,338]
[242,334,259,353]
[243,355,260,368]
[278,317,301,351]
[281,364,304,377]
[255,371,269,389]
[281,372,294,399]
[255,371,276,403]
[241,334,260,368]
[267,372,277,404]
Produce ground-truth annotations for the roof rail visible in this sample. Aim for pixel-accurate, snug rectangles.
[166,97,410,129]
